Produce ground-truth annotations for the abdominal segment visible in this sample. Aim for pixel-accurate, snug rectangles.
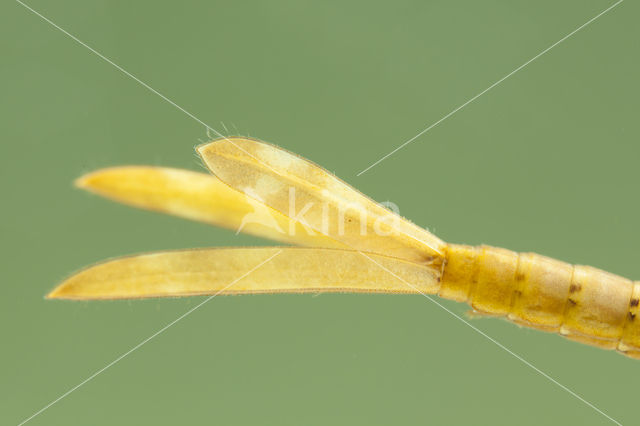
[439,244,640,359]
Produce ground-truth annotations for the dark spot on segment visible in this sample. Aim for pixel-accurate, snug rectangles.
[629,312,636,321]
[567,298,577,307]
[631,298,639,307]
[515,273,526,282]
[569,283,582,293]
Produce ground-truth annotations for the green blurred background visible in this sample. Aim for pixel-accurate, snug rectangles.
[2,1,638,424]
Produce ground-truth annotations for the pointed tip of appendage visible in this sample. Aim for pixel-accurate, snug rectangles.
[45,285,63,300]
[73,174,91,189]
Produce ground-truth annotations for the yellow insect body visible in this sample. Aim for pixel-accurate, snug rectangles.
[50,137,640,359]
[441,244,640,359]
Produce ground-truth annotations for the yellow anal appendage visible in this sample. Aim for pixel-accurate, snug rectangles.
[439,244,640,359]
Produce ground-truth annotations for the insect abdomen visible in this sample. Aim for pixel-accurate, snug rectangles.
[439,244,640,358]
